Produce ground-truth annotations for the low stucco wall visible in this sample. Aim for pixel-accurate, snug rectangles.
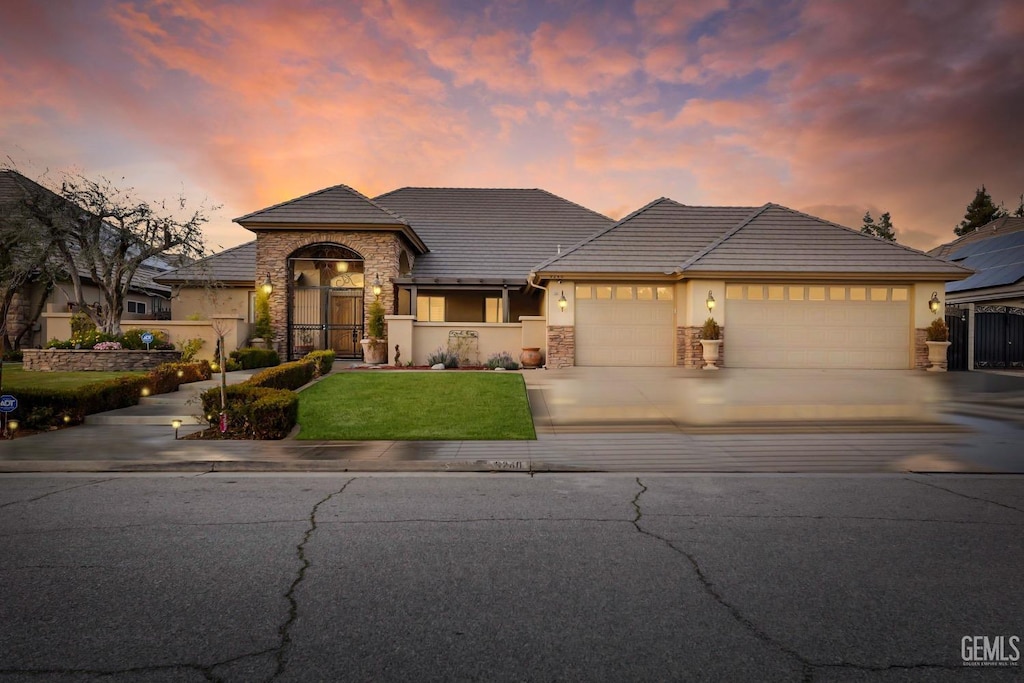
[411,323,524,366]
[23,349,182,371]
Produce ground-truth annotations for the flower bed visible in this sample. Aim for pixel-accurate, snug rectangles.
[23,349,182,372]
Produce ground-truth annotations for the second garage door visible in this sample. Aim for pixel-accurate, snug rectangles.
[726,284,911,369]
[575,284,675,366]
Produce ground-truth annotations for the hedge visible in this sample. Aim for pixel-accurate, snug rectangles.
[228,347,280,370]
[305,350,335,377]
[247,360,316,390]
[147,361,213,395]
[199,384,297,439]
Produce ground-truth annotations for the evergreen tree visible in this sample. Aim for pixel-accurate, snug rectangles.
[860,211,897,242]
[1014,194,1024,218]
[955,185,1007,236]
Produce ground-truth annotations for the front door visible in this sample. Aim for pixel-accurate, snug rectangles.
[329,291,364,358]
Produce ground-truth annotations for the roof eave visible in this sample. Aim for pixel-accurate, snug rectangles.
[236,220,429,254]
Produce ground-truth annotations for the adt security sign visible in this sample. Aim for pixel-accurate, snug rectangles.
[141,332,154,349]
[0,395,17,413]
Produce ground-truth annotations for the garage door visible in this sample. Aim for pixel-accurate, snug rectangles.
[726,284,910,369]
[575,284,675,366]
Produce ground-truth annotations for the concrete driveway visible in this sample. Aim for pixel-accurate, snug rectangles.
[522,366,1006,433]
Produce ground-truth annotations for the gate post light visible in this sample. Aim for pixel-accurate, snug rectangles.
[262,273,273,295]
[929,291,941,314]
[706,290,716,312]
[372,273,382,298]
[171,419,182,440]
[557,291,568,312]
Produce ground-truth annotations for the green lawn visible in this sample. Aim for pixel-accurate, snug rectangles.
[0,365,146,391]
[297,372,537,440]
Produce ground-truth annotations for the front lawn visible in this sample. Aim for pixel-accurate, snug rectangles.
[297,372,536,440]
[0,365,146,391]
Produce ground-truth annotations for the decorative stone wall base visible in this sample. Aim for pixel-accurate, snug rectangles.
[546,326,575,368]
[913,329,929,370]
[22,349,182,372]
[677,327,725,368]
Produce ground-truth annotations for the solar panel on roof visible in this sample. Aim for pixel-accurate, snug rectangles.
[948,230,1024,260]
[947,262,1024,292]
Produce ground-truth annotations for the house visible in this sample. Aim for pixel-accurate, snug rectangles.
[158,184,971,370]
[0,170,173,350]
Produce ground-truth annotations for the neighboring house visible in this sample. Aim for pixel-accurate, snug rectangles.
[158,184,971,370]
[928,217,1024,307]
[0,170,172,349]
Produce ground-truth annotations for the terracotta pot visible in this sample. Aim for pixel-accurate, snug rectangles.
[361,338,387,365]
[925,340,951,372]
[520,347,542,368]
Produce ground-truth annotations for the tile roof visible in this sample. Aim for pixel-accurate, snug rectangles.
[155,241,256,285]
[944,230,1024,293]
[928,217,1024,259]
[537,200,971,279]
[235,184,410,227]
[373,188,613,283]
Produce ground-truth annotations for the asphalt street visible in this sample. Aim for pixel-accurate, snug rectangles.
[0,473,1021,682]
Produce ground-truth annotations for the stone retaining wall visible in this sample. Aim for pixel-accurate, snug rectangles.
[22,349,182,372]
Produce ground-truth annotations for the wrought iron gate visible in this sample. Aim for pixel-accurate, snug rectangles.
[289,286,364,360]
[945,305,969,371]
[974,305,1024,369]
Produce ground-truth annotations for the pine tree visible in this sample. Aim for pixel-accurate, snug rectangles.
[860,211,875,235]
[1014,194,1024,218]
[860,210,896,242]
[955,185,1007,236]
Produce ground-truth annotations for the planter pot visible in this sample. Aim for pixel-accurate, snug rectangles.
[294,344,314,358]
[361,338,387,365]
[520,347,542,369]
[700,339,722,370]
[250,337,271,350]
[925,340,951,372]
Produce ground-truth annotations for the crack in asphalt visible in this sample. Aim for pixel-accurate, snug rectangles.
[0,478,116,510]
[630,477,967,678]
[270,478,356,682]
[908,477,1024,514]
[645,512,1024,526]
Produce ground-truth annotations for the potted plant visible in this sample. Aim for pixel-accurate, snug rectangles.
[925,318,951,372]
[699,317,722,370]
[360,300,387,364]
[294,329,314,357]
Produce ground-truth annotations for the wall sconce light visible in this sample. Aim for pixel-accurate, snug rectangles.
[171,419,182,440]
[929,291,941,314]
[372,273,383,298]
[706,290,716,312]
[557,291,568,312]
[336,261,349,273]
[261,273,273,295]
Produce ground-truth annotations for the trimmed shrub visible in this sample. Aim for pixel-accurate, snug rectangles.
[701,317,721,340]
[485,352,520,370]
[15,375,150,428]
[367,300,386,339]
[426,346,460,368]
[248,360,315,390]
[305,350,335,377]
[176,337,205,362]
[926,318,949,342]
[229,347,281,370]
[147,361,213,394]
[2,349,23,362]
[199,384,297,439]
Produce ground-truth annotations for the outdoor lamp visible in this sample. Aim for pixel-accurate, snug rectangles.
[140,387,150,397]
[558,291,568,312]
[171,419,182,440]
[706,290,716,312]
[7,420,17,434]
[929,291,941,314]
[372,273,382,298]
[261,273,273,295]
[336,261,349,273]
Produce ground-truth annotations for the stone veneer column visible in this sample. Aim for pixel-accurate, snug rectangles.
[254,230,407,357]
[546,325,575,368]
[676,326,725,368]
[913,329,929,370]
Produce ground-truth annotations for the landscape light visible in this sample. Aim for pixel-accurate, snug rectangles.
[171,419,182,440]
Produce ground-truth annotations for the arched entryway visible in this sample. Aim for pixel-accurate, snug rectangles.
[288,243,365,360]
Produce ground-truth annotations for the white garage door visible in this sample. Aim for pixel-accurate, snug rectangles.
[726,284,911,369]
[575,284,675,366]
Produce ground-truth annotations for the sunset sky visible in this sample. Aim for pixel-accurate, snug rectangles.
[3,0,1023,253]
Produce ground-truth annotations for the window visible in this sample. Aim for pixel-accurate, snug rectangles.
[849,287,866,301]
[768,286,785,301]
[655,286,673,301]
[636,286,653,301]
[127,301,147,314]
[416,296,445,322]
[727,284,744,300]
[891,288,908,302]
[747,286,764,300]
[616,286,633,300]
[595,286,612,300]
[575,285,592,299]
[829,287,846,301]
[870,288,888,301]
[808,287,826,301]
[788,286,804,301]
[485,298,501,323]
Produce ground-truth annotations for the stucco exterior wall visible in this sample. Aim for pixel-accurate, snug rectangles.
[411,323,523,366]
[171,287,251,322]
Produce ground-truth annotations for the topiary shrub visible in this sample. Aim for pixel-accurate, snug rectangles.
[229,347,281,370]
[305,350,335,377]
[367,300,386,339]
[485,351,520,370]
[701,317,721,340]
[926,318,949,342]
[247,360,316,390]
[147,361,213,394]
[199,384,297,439]
[426,346,460,368]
